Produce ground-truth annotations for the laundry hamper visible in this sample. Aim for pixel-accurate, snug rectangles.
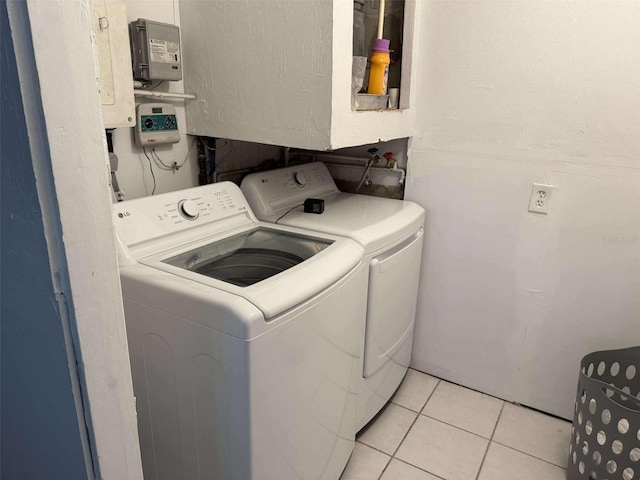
[568,346,640,480]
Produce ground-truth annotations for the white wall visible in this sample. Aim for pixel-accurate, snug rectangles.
[1,3,91,477]
[3,0,144,477]
[406,1,640,419]
[113,0,198,200]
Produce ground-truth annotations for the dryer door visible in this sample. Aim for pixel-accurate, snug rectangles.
[363,229,424,378]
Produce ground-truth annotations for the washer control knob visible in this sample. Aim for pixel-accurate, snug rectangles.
[293,172,307,187]
[178,199,199,220]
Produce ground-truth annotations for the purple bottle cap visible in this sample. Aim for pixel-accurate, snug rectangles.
[372,38,390,53]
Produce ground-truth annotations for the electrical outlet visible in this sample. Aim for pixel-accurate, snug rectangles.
[528,183,553,214]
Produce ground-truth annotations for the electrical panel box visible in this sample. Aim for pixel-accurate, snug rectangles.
[135,103,180,146]
[91,0,135,127]
[130,18,182,81]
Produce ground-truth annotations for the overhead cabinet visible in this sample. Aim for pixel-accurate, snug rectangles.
[179,0,417,150]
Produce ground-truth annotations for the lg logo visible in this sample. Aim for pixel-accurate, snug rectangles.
[117,212,131,218]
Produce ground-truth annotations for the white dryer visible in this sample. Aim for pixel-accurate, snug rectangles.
[113,182,368,480]
[241,162,425,430]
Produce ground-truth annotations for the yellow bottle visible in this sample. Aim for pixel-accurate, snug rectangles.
[367,39,390,95]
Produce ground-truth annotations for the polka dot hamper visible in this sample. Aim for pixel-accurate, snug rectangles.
[568,346,640,480]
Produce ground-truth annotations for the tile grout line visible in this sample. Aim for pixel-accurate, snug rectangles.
[491,440,568,470]
[355,440,391,459]
[393,379,442,457]
[358,402,421,453]
[376,452,392,480]
[375,378,442,480]
[417,380,442,417]
[392,457,448,480]
[418,413,500,442]
[474,401,505,480]
[487,401,570,471]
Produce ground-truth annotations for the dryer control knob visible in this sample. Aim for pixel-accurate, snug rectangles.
[293,172,307,187]
[178,199,199,220]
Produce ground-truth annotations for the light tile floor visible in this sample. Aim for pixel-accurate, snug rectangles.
[341,369,572,480]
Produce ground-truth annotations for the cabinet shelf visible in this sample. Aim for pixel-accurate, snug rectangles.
[179,0,416,150]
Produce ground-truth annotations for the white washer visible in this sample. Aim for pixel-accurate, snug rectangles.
[241,162,425,430]
[113,182,368,480]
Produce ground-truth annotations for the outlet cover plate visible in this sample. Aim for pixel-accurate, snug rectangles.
[528,183,553,214]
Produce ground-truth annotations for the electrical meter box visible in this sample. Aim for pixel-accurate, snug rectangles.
[130,18,182,81]
[135,103,180,146]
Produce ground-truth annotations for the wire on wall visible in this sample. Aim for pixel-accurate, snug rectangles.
[147,80,165,91]
[142,148,157,195]
[141,136,198,195]
[150,136,197,173]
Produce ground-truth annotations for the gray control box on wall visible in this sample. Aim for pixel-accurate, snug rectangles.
[130,18,182,81]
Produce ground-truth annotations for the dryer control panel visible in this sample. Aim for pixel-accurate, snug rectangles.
[241,162,339,219]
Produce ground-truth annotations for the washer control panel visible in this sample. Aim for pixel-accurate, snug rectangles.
[113,182,252,249]
[241,162,339,218]
[177,199,199,220]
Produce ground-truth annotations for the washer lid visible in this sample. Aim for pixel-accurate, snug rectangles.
[140,225,363,319]
[273,193,425,254]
